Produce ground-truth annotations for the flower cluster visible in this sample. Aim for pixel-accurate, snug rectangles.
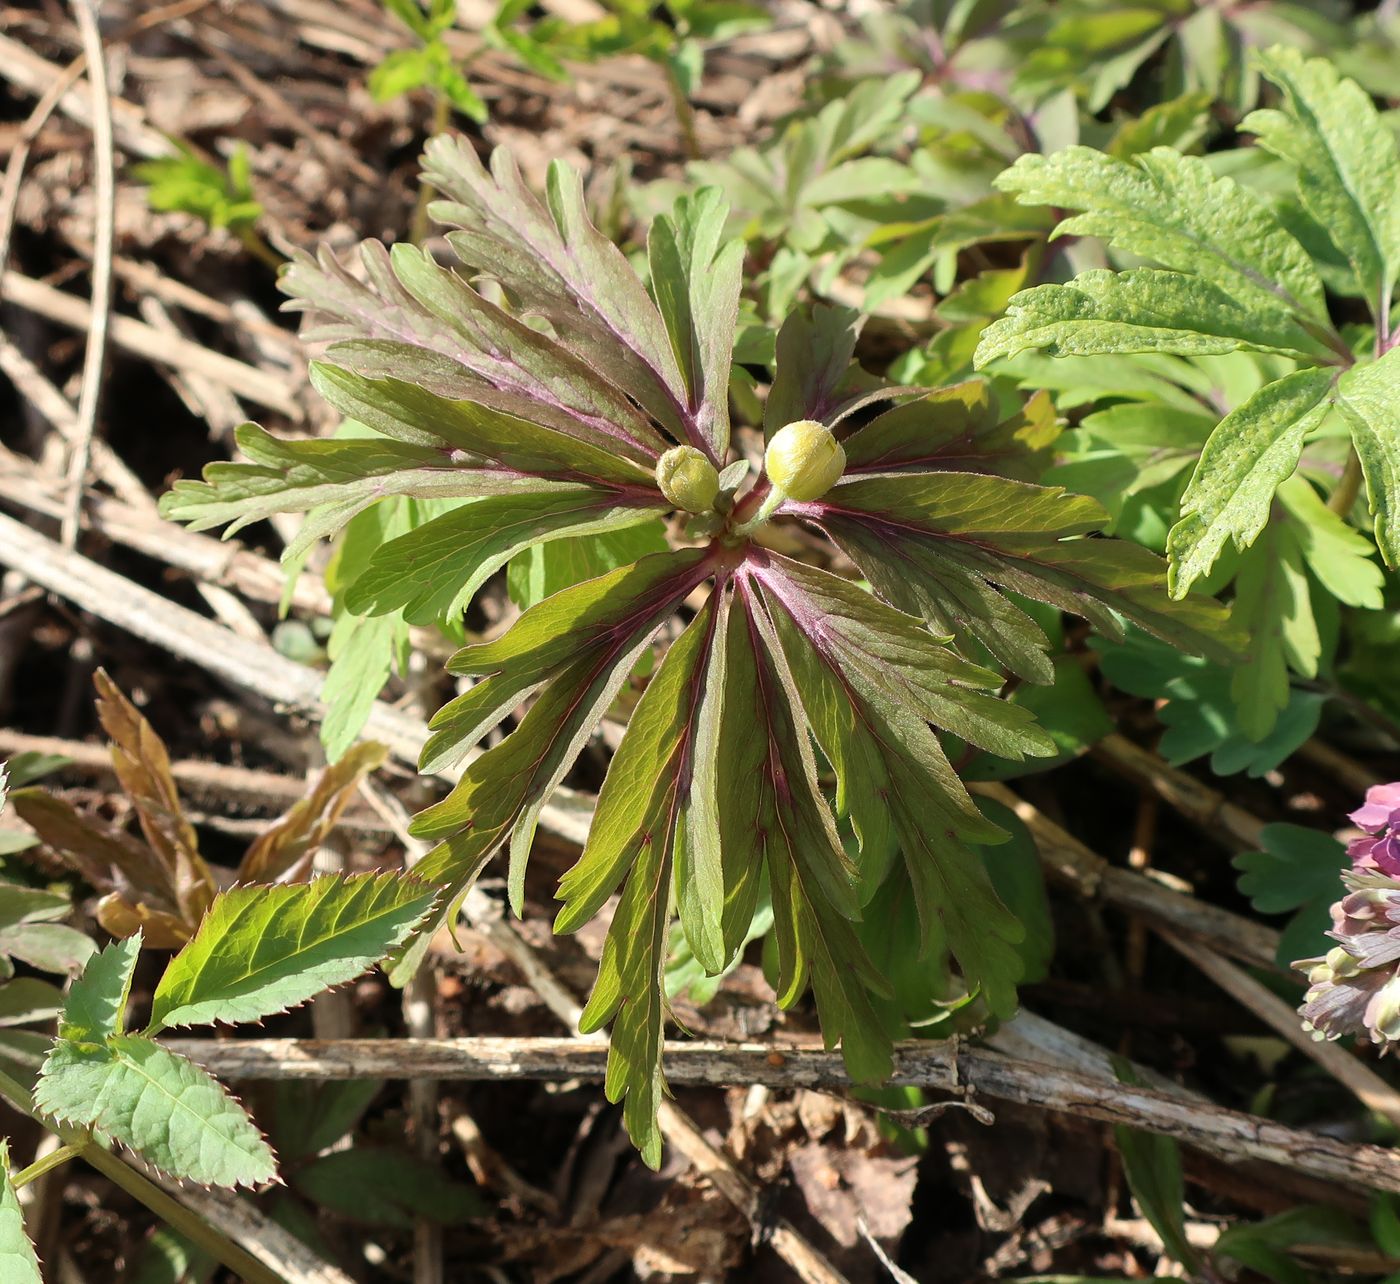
[1297,783,1400,1044]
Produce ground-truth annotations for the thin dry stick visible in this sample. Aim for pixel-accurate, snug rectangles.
[0,512,593,841]
[0,445,330,613]
[1092,733,1266,850]
[61,0,117,550]
[973,781,1281,971]
[357,787,847,1284]
[161,1036,1400,1195]
[1157,930,1400,1129]
[1,272,300,416]
[0,31,173,159]
[0,345,154,513]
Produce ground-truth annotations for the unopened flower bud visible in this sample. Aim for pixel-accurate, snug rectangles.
[656,446,720,513]
[764,419,845,502]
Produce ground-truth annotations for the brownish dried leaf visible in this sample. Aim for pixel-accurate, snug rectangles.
[9,788,169,903]
[95,892,192,949]
[238,741,387,882]
[93,669,216,924]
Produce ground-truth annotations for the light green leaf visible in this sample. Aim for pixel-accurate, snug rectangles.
[157,422,494,561]
[367,47,433,102]
[343,489,665,624]
[995,145,1328,324]
[572,604,715,1168]
[647,188,744,460]
[1335,349,1400,567]
[0,978,63,1027]
[1166,367,1335,595]
[148,874,435,1031]
[60,934,141,1042]
[36,1035,276,1187]
[1246,47,1400,303]
[976,269,1332,367]
[506,520,669,610]
[1229,527,1314,741]
[320,611,404,760]
[0,1142,42,1284]
[1278,475,1384,608]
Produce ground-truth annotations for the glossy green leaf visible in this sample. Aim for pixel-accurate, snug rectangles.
[571,604,715,1167]
[149,874,435,1031]
[647,188,744,460]
[343,488,664,624]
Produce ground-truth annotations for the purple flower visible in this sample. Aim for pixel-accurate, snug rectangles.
[1297,871,1400,1044]
[1346,782,1400,877]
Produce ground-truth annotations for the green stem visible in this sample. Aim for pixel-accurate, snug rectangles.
[410,92,454,246]
[1329,445,1363,516]
[661,58,700,159]
[237,225,285,271]
[725,487,785,542]
[11,1142,81,1189]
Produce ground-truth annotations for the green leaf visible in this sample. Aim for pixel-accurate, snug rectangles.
[816,471,1241,681]
[368,47,433,102]
[764,590,1024,1019]
[291,1147,485,1227]
[148,874,435,1031]
[1233,823,1343,965]
[266,1079,383,1162]
[60,934,141,1042]
[570,602,716,1167]
[977,801,1054,984]
[976,269,1332,368]
[0,1142,42,1284]
[647,187,744,460]
[407,553,711,940]
[320,611,403,760]
[1278,475,1384,608]
[422,547,709,770]
[1336,349,1400,567]
[342,488,665,624]
[1246,47,1400,303]
[421,139,698,447]
[0,978,63,1027]
[36,1035,276,1187]
[764,305,863,435]
[506,520,669,610]
[1112,1068,1201,1275]
[1228,526,1315,741]
[157,422,497,562]
[1166,367,1336,595]
[739,597,894,1078]
[995,145,1328,325]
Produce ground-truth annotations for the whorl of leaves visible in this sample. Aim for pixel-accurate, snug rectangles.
[161,137,1235,1164]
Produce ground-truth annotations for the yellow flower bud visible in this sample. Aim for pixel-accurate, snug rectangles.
[764,419,845,502]
[656,446,720,513]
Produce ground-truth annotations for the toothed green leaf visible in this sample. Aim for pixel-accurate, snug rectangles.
[36,1036,275,1188]
[148,875,436,1032]
[0,1143,42,1284]
[1166,367,1336,595]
